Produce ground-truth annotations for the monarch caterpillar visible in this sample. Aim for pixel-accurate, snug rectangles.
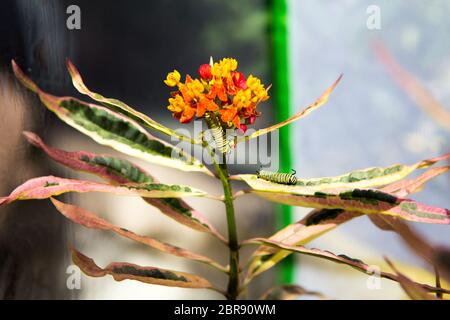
[256,168,297,185]
[204,112,230,154]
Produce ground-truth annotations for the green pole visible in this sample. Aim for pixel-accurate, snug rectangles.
[271,0,294,284]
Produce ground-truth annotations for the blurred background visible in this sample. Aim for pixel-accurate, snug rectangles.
[0,0,449,299]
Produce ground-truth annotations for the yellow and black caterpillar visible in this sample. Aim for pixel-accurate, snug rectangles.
[256,168,297,185]
[204,112,230,154]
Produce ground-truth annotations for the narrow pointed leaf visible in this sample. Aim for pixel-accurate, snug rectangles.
[380,165,450,197]
[243,238,450,295]
[246,165,450,281]
[23,132,225,241]
[367,167,450,264]
[375,41,450,131]
[71,248,213,289]
[233,153,450,192]
[234,74,342,145]
[51,198,226,272]
[260,284,325,300]
[0,176,206,205]
[433,248,450,285]
[66,60,201,144]
[254,189,450,224]
[12,60,212,175]
[23,131,153,184]
[384,258,438,300]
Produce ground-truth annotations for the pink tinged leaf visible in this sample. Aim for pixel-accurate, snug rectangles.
[374,41,450,132]
[243,238,450,296]
[260,284,326,300]
[12,61,212,176]
[65,59,201,145]
[23,132,225,242]
[51,198,226,272]
[234,74,343,145]
[0,176,206,205]
[23,131,147,184]
[247,165,450,281]
[143,198,226,242]
[233,153,450,193]
[255,190,450,225]
[71,248,214,289]
[384,257,439,300]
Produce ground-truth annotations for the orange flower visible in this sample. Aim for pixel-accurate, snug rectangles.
[179,106,196,123]
[207,81,228,102]
[164,57,269,127]
[219,107,241,129]
[167,95,195,123]
[196,97,219,117]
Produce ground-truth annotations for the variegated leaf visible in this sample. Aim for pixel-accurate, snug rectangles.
[233,153,450,192]
[233,74,342,146]
[66,59,201,144]
[243,238,450,296]
[245,166,450,281]
[255,189,449,225]
[0,176,206,206]
[71,248,213,289]
[23,131,225,242]
[51,198,226,272]
[12,60,212,175]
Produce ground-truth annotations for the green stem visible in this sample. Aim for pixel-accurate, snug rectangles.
[215,154,240,300]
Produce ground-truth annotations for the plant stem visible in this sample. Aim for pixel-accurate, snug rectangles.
[215,153,240,300]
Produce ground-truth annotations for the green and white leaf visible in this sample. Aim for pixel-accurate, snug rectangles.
[66,59,201,144]
[12,60,212,175]
[233,153,450,193]
[245,165,450,282]
[71,248,214,289]
[23,131,225,242]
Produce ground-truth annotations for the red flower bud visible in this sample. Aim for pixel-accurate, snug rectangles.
[239,123,248,134]
[232,71,247,89]
[198,64,212,80]
[249,115,257,124]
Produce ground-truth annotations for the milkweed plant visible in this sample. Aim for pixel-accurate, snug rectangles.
[2,57,450,300]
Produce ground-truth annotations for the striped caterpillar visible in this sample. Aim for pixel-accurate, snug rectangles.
[256,168,298,185]
[204,112,230,154]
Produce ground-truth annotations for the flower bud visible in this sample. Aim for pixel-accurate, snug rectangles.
[232,71,247,89]
[198,64,212,81]
[239,123,248,134]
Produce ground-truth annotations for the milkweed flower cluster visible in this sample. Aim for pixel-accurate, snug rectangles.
[164,58,270,133]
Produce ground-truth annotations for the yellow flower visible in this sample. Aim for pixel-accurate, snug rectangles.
[211,58,238,79]
[220,58,238,73]
[247,75,269,102]
[246,75,261,91]
[167,94,186,113]
[233,89,252,110]
[164,70,181,87]
[211,63,224,78]
[186,78,205,98]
